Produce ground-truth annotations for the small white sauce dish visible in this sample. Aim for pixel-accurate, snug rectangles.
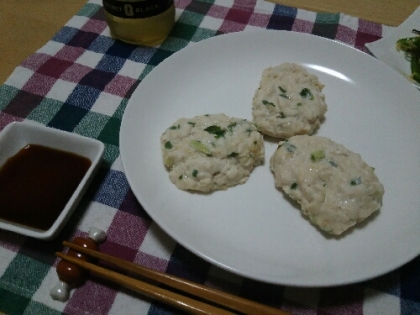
[0,121,104,240]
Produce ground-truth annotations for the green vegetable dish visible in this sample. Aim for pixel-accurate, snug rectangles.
[396,29,420,84]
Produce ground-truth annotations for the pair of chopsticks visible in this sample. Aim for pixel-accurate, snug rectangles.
[57,242,291,315]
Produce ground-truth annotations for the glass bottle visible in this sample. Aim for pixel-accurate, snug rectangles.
[103,0,175,46]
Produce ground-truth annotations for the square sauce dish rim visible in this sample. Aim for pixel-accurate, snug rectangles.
[0,121,105,240]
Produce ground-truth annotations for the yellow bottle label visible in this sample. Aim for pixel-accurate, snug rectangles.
[103,0,173,19]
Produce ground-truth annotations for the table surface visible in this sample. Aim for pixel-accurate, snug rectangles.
[1,0,419,84]
[1,1,420,314]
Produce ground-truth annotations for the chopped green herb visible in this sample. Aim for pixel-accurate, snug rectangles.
[277,112,286,118]
[329,160,338,167]
[192,170,198,177]
[164,141,173,149]
[278,86,287,93]
[227,122,237,133]
[170,124,180,130]
[190,140,211,155]
[262,100,275,107]
[227,152,239,158]
[188,122,196,127]
[278,86,290,99]
[396,31,420,84]
[179,175,183,180]
[253,141,257,145]
[297,102,302,106]
[204,125,226,139]
[291,182,298,190]
[350,177,362,186]
[284,143,296,152]
[300,88,314,100]
[371,191,382,199]
[310,150,325,162]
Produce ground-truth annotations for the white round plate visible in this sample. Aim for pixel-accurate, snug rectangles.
[120,30,420,286]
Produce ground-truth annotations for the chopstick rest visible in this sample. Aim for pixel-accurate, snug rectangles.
[50,227,106,301]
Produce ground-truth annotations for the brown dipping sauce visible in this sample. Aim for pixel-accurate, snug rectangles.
[0,144,91,231]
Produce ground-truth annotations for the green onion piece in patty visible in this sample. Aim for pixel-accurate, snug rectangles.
[189,140,211,155]
[310,150,325,162]
[164,157,173,168]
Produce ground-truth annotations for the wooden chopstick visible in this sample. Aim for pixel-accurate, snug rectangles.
[56,251,232,314]
[59,241,290,315]
[56,252,234,315]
